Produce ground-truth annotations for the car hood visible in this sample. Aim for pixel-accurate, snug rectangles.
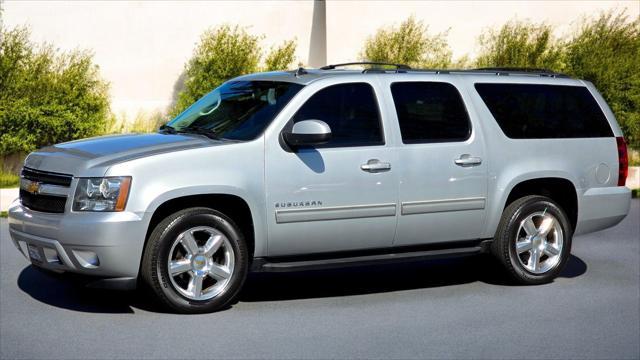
[24,133,222,176]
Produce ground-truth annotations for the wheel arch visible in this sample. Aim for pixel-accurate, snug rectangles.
[485,174,579,238]
[141,192,260,275]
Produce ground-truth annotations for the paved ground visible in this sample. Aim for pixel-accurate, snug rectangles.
[1,201,638,359]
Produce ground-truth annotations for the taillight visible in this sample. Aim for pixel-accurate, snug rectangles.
[616,136,628,186]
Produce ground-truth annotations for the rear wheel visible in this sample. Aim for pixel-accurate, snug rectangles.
[141,207,248,313]
[492,195,572,284]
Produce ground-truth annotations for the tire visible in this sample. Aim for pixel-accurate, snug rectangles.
[491,195,572,285]
[141,207,248,313]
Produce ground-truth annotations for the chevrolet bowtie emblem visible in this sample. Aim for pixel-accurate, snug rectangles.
[26,181,41,195]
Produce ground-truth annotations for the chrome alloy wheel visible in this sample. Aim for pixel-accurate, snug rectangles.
[514,211,564,274]
[167,226,235,301]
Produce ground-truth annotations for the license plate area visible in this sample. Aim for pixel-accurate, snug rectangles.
[27,244,43,263]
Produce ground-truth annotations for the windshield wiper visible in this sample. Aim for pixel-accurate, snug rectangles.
[180,125,219,140]
[158,124,177,134]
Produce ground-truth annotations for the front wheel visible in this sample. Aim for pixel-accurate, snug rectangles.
[141,207,248,313]
[492,195,572,284]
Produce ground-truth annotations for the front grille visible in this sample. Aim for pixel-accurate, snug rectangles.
[20,190,67,213]
[20,167,73,213]
[21,167,73,186]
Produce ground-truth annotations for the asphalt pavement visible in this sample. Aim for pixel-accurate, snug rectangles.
[1,201,639,359]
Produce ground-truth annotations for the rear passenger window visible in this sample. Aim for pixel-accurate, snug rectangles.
[390,82,471,143]
[292,83,383,147]
[475,83,613,138]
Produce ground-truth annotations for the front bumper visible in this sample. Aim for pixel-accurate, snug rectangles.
[7,199,149,280]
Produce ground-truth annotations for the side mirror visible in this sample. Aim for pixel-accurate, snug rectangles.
[283,119,332,147]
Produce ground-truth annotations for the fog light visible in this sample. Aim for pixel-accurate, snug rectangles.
[43,247,62,265]
[72,250,100,268]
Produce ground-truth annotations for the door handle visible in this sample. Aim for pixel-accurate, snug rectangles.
[454,154,482,167]
[361,159,391,173]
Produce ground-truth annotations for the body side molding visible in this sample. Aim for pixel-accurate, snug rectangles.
[401,197,486,215]
[275,203,397,224]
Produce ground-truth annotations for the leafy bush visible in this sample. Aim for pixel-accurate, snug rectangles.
[361,16,452,68]
[170,25,298,117]
[0,26,110,156]
[0,171,19,188]
[265,40,297,72]
[475,20,564,70]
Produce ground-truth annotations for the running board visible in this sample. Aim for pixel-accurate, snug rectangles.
[251,240,491,273]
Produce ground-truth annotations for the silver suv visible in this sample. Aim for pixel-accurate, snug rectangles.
[8,63,632,313]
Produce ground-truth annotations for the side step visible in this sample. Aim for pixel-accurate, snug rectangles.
[252,240,491,273]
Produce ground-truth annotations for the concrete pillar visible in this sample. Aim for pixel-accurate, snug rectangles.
[308,0,327,68]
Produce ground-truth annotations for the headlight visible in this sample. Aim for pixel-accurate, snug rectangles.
[73,177,131,212]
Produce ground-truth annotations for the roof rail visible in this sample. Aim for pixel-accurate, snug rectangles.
[356,66,569,78]
[320,62,411,70]
[474,67,568,77]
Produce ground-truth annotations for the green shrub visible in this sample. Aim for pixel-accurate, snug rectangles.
[475,20,564,70]
[0,171,19,188]
[360,16,452,68]
[0,26,111,156]
[265,40,297,72]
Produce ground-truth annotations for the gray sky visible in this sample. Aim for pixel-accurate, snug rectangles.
[3,0,639,117]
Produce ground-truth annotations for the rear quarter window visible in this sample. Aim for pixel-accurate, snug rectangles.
[474,83,613,139]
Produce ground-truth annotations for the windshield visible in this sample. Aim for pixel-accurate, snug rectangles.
[166,80,303,140]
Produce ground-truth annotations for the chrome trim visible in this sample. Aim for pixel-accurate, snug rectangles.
[276,203,397,224]
[37,184,71,197]
[19,178,70,197]
[401,197,486,215]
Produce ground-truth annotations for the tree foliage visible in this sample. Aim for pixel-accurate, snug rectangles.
[264,40,297,72]
[475,20,564,70]
[0,26,110,155]
[361,16,452,68]
[170,25,297,117]
[564,11,640,148]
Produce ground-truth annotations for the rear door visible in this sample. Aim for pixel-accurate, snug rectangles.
[382,78,489,246]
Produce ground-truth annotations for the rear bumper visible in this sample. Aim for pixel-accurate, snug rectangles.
[7,199,148,280]
[575,186,631,235]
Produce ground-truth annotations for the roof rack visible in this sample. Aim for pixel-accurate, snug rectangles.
[355,67,569,78]
[320,62,411,70]
[475,67,568,77]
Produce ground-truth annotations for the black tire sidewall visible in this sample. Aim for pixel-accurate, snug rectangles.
[500,197,572,284]
[147,208,248,313]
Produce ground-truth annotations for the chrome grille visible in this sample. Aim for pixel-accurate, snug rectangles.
[19,167,73,213]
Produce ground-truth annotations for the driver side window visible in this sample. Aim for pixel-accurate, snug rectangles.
[291,83,384,147]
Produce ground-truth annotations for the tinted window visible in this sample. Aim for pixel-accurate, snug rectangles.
[390,82,471,143]
[292,83,383,147]
[475,83,613,138]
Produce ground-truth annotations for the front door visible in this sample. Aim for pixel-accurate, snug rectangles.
[265,81,399,256]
